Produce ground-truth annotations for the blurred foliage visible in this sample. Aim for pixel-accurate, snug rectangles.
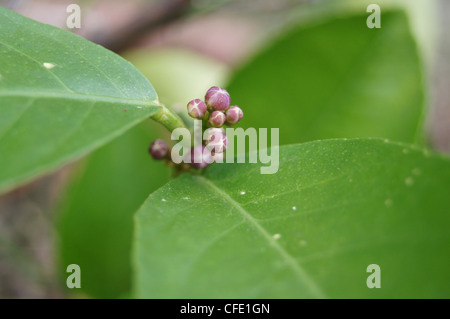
[57,122,169,298]
[226,11,424,146]
[125,49,229,114]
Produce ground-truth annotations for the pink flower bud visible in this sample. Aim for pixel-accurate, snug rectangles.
[208,110,226,128]
[149,139,168,160]
[205,128,228,153]
[187,99,207,119]
[225,105,243,125]
[189,145,211,169]
[205,86,231,111]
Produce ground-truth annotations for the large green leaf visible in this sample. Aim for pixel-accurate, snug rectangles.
[226,11,424,146]
[135,139,450,298]
[0,7,160,193]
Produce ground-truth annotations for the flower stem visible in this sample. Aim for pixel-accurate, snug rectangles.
[151,102,187,132]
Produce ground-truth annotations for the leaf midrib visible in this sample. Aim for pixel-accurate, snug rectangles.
[194,175,327,298]
[0,90,159,106]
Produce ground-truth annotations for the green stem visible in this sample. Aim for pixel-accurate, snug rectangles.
[151,102,187,132]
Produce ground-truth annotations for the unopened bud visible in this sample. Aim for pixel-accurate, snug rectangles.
[225,105,243,125]
[205,86,231,111]
[205,128,228,153]
[188,145,211,169]
[149,139,168,160]
[208,110,226,128]
[187,99,207,119]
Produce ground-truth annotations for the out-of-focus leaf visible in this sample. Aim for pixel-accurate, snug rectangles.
[57,122,169,298]
[226,11,424,145]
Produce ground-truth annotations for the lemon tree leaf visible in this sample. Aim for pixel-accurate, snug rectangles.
[135,139,450,298]
[0,7,160,193]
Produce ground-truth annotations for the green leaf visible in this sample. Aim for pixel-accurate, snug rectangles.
[226,11,425,146]
[134,139,450,298]
[0,7,160,193]
[57,122,170,298]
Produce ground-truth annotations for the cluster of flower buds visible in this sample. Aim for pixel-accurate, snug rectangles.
[187,86,242,168]
[149,86,243,171]
[187,86,243,128]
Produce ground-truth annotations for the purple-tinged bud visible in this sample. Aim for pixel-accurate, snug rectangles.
[189,145,211,169]
[212,151,224,163]
[205,128,228,153]
[205,86,231,111]
[149,139,168,160]
[208,110,226,127]
[225,105,243,125]
[187,99,207,119]
[204,127,225,140]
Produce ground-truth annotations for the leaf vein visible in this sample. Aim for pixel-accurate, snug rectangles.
[0,97,35,143]
[0,39,74,93]
[194,175,327,298]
